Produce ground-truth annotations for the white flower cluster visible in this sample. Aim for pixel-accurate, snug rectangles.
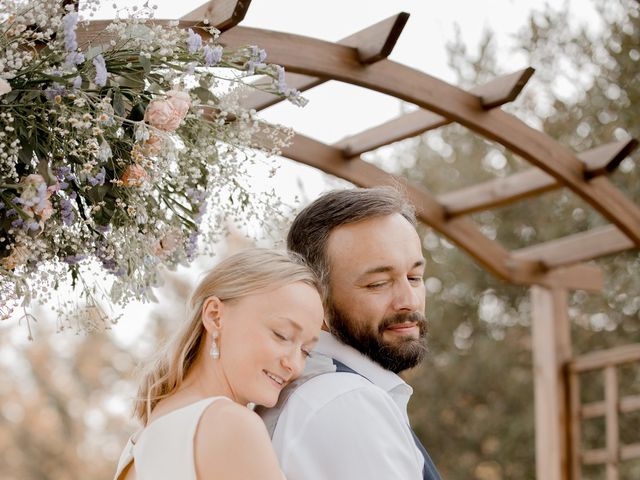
[0,1,304,329]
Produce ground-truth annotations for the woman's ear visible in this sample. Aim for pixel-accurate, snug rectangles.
[201,296,223,333]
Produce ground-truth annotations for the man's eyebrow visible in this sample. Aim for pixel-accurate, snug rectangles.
[361,259,425,276]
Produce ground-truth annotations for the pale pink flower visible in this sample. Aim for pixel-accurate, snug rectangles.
[144,90,191,132]
[1,244,30,271]
[142,134,164,156]
[0,78,11,97]
[120,164,148,187]
[166,90,191,117]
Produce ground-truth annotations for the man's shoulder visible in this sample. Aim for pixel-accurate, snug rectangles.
[287,370,389,411]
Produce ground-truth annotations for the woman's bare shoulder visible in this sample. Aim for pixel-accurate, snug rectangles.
[194,401,283,480]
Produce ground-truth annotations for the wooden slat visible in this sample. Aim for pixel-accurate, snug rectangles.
[604,366,619,480]
[571,344,640,373]
[512,225,634,268]
[621,443,640,461]
[240,72,323,111]
[340,12,410,64]
[479,67,536,109]
[583,138,639,178]
[213,26,640,246]
[240,13,410,111]
[531,286,572,480]
[582,448,609,465]
[569,370,582,480]
[180,0,251,31]
[534,263,603,293]
[581,395,640,419]
[334,68,535,157]
[439,138,638,217]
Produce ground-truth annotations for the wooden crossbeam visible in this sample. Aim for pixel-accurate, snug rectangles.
[332,68,534,157]
[180,0,251,31]
[239,13,410,111]
[512,224,634,268]
[581,394,640,419]
[570,344,640,373]
[439,138,638,217]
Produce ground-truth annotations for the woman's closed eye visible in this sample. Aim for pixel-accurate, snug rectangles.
[273,330,288,341]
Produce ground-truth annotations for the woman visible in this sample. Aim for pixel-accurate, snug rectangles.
[114,248,325,479]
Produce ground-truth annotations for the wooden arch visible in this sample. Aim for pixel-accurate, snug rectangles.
[78,2,640,479]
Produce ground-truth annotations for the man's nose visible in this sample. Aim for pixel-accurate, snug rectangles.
[393,278,422,312]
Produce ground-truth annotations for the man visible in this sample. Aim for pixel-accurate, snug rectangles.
[259,187,441,479]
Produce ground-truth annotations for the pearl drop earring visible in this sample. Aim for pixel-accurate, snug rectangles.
[209,331,220,359]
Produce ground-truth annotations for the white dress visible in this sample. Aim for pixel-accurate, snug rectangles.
[113,397,229,480]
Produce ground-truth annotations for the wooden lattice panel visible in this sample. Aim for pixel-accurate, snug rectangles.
[569,345,640,479]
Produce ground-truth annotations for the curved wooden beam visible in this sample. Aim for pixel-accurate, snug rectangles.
[180,0,251,31]
[334,68,535,157]
[217,26,640,247]
[438,138,638,217]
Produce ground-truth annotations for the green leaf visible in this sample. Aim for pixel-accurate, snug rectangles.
[113,91,125,117]
[36,158,56,185]
[139,54,151,75]
[192,86,217,105]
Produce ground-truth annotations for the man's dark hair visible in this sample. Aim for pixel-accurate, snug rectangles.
[287,187,416,290]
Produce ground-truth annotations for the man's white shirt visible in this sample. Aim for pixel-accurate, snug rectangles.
[271,331,425,480]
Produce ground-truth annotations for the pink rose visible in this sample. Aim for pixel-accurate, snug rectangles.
[144,90,191,132]
[166,90,191,117]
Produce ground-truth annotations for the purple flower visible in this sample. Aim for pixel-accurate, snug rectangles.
[27,221,40,231]
[45,83,66,100]
[275,65,288,94]
[63,254,85,265]
[6,208,17,217]
[60,198,75,226]
[72,75,82,89]
[246,46,267,75]
[88,167,106,186]
[95,224,110,234]
[11,218,24,228]
[0,201,4,210]
[93,55,108,87]
[187,29,202,54]
[203,45,223,66]
[63,11,79,53]
[65,51,85,68]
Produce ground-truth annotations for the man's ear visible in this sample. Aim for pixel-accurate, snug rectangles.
[201,296,223,333]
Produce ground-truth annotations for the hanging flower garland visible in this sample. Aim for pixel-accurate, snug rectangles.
[0,0,306,330]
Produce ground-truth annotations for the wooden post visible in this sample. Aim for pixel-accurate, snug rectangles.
[531,286,572,480]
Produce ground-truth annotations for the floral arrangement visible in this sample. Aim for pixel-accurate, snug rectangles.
[0,0,305,332]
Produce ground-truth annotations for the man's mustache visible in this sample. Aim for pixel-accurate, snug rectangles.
[378,312,428,335]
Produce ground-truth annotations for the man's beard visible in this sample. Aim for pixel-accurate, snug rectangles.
[327,304,428,373]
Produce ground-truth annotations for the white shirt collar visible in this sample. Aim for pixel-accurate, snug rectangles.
[313,331,413,396]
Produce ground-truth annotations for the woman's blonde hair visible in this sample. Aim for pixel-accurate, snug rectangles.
[133,248,321,424]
